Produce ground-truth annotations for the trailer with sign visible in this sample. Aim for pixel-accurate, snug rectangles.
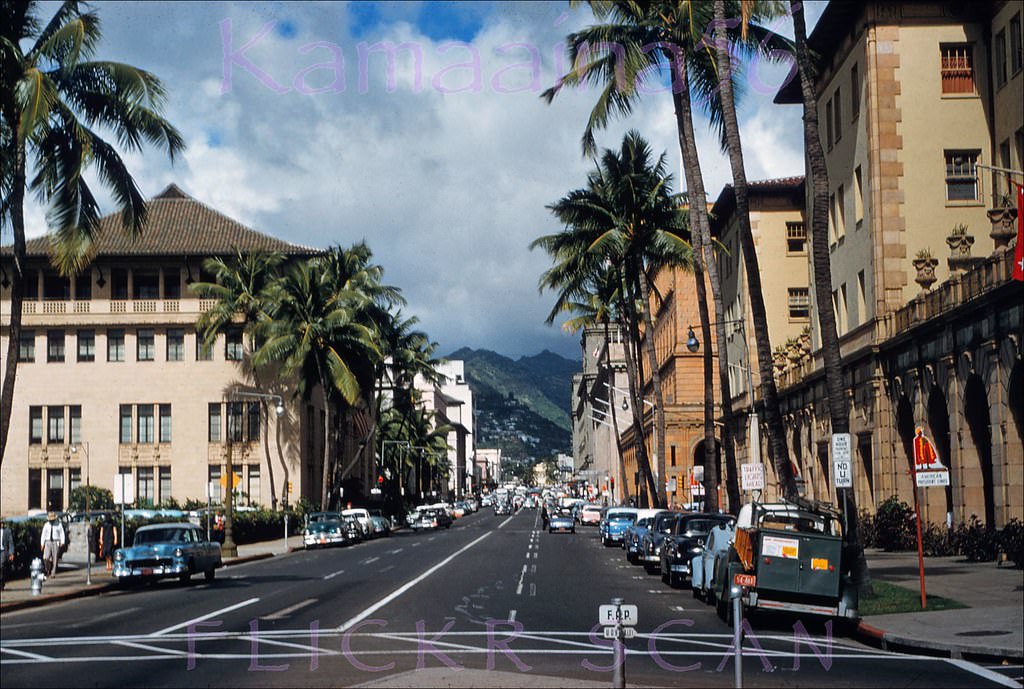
[711,497,859,623]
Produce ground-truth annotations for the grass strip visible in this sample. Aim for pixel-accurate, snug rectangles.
[859,580,968,616]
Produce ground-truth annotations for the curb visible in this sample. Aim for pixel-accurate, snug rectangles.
[0,581,120,614]
[854,621,1024,662]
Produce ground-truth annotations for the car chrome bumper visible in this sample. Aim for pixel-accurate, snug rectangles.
[114,563,186,578]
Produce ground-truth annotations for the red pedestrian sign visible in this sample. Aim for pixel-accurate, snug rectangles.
[913,428,949,487]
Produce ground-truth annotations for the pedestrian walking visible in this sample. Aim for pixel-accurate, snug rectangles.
[541,503,549,530]
[40,512,66,578]
[98,515,118,571]
[0,516,14,590]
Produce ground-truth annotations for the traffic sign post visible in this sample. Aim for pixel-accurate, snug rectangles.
[600,598,634,689]
[910,428,946,610]
[740,463,764,492]
[832,433,852,538]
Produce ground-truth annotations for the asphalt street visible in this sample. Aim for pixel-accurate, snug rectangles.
[1,508,1018,688]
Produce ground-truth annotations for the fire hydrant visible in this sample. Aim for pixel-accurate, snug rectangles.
[30,557,45,596]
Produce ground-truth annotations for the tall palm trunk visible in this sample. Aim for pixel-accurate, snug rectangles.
[791,0,870,590]
[251,365,278,510]
[635,263,668,508]
[604,318,630,504]
[0,141,27,468]
[691,262,718,512]
[670,60,724,513]
[315,360,333,510]
[712,0,790,504]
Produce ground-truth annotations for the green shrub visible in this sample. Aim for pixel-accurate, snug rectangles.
[921,523,957,557]
[230,510,301,543]
[872,496,917,551]
[952,515,999,562]
[68,486,115,511]
[998,518,1024,567]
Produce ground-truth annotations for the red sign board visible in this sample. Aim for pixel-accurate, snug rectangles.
[734,573,757,588]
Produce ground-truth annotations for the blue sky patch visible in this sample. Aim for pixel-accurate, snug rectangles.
[274,19,298,39]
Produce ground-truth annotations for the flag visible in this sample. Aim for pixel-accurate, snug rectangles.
[1013,181,1024,282]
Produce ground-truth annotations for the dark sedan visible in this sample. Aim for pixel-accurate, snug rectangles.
[659,513,735,587]
[640,512,683,573]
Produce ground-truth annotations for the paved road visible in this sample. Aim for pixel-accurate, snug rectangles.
[1,509,1018,688]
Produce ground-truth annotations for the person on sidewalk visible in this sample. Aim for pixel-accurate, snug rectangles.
[1,516,14,590]
[98,516,118,572]
[40,512,66,578]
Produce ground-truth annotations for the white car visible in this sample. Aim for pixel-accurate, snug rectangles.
[341,508,373,538]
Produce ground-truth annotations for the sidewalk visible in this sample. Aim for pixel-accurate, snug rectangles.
[2,541,1021,662]
[0,536,299,613]
[856,548,1024,661]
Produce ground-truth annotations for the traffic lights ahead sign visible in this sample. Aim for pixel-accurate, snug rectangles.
[219,472,242,490]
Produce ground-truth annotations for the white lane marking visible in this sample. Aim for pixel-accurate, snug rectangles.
[323,569,346,580]
[427,537,436,542]
[262,598,318,621]
[529,583,536,597]
[389,548,403,555]
[151,597,260,637]
[237,634,341,655]
[0,647,52,660]
[508,610,517,623]
[530,564,537,574]
[945,658,1023,689]
[113,640,188,656]
[336,531,492,632]
[411,542,422,547]
[361,556,380,565]
[70,607,140,628]
[498,515,515,529]
[515,564,527,595]
[378,565,394,573]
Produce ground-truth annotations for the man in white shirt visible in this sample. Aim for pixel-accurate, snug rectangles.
[40,512,66,577]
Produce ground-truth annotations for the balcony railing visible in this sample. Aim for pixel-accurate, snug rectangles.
[12,298,213,317]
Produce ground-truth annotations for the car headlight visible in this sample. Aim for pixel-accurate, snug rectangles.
[115,551,125,561]
[174,548,184,558]
[303,530,310,536]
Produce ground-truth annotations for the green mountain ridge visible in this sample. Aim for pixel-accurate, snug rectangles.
[445,347,580,462]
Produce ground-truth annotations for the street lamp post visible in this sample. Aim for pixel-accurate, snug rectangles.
[382,440,411,497]
[223,389,285,557]
[70,442,91,585]
[686,319,762,478]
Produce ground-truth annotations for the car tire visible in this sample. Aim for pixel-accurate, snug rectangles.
[549,527,554,534]
[571,528,576,534]
[179,563,193,585]
[204,567,216,582]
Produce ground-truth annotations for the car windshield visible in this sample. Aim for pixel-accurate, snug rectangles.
[134,528,187,545]
[682,519,717,535]
[655,515,676,533]
[607,512,635,523]
[635,517,652,528]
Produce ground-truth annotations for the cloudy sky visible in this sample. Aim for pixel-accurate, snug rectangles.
[18,1,825,360]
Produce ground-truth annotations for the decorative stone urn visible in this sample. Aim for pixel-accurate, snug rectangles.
[987,205,1018,251]
[913,254,939,291]
[946,225,981,275]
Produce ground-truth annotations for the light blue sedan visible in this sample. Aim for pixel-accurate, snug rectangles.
[114,523,222,584]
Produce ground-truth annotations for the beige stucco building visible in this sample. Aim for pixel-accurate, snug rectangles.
[0,185,332,514]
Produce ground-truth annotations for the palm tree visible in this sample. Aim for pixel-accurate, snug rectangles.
[192,250,286,509]
[0,0,184,466]
[535,130,692,508]
[254,259,379,510]
[710,0,795,504]
[543,0,793,510]
[789,0,870,590]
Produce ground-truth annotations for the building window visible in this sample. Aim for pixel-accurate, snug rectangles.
[836,184,846,238]
[47,330,65,362]
[137,404,155,443]
[120,404,133,444]
[137,328,155,361]
[159,404,172,443]
[209,465,222,505]
[19,330,35,362]
[1011,13,1022,75]
[841,283,849,332]
[248,465,261,506]
[945,150,980,201]
[833,86,842,143]
[208,403,222,442]
[850,63,860,120]
[197,334,214,361]
[24,270,39,299]
[159,466,172,504]
[70,467,81,494]
[47,469,64,511]
[47,405,65,443]
[77,329,95,362]
[857,270,867,325]
[29,406,43,444]
[789,288,810,320]
[133,272,160,300]
[164,269,181,300]
[226,329,244,361]
[69,405,81,444]
[786,222,806,254]
[28,468,42,510]
[940,44,975,94]
[826,99,833,150]
[854,166,864,226]
[247,402,260,442]
[137,467,155,506]
[997,29,1008,88]
[43,272,70,300]
[828,192,837,243]
[108,329,125,362]
[166,329,185,361]
[228,402,244,442]
[75,273,92,301]
[670,445,677,468]
[111,268,129,300]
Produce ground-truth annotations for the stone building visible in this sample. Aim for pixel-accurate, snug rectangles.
[0,184,339,514]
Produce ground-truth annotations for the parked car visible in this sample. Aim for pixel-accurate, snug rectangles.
[369,515,392,537]
[307,511,343,524]
[623,510,667,564]
[411,507,452,531]
[342,508,373,538]
[548,508,576,534]
[660,513,735,588]
[640,511,682,573]
[599,508,638,547]
[579,504,603,526]
[303,518,351,549]
[691,519,736,602]
[113,523,222,584]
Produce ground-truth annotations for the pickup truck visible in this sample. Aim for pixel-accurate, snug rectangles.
[712,498,858,624]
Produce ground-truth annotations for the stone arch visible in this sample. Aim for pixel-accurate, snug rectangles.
[963,374,995,527]
[926,384,954,519]
[894,393,916,471]
[1008,360,1023,452]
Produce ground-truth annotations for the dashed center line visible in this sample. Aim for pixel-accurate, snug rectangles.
[323,569,345,580]
[361,556,380,565]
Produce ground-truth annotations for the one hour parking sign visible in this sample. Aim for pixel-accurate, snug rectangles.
[832,433,853,488]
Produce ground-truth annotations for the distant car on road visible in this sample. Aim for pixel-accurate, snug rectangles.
[580,504,603,526]
[303,518,354,549]
[599,508,638,546]
[548,509,576,534]
[411,507,452,531]
[113,523,222,584]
